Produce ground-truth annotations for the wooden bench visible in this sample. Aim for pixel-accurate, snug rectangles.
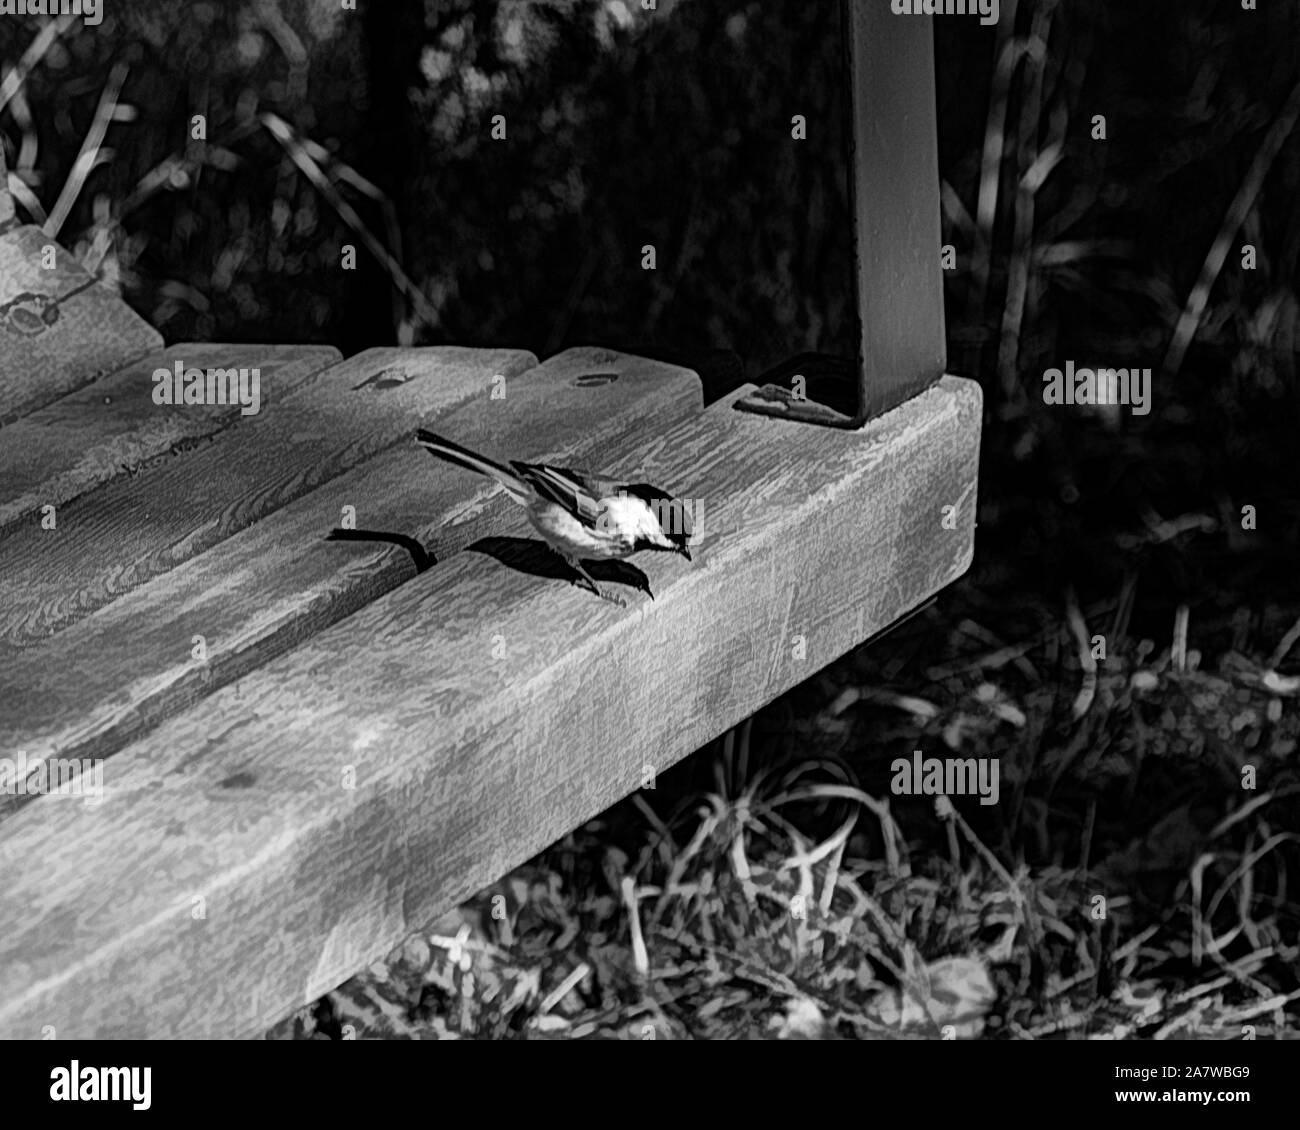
[0,5,981,1038]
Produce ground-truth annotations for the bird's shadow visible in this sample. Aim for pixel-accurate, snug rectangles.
[325,529,652,598]
[469,536,654,599]
[326,528,436,572]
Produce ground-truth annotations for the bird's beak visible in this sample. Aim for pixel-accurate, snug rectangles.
[679,545,692,562]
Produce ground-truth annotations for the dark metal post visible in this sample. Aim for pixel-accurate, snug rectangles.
[738,1,947,427]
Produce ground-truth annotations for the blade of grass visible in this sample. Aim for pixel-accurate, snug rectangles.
[43,62,129,240]
[0,13,75,117]
[260,110,437,325]
[1164,74,1300,376]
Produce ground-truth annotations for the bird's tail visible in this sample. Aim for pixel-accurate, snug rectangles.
[415,430,531,504]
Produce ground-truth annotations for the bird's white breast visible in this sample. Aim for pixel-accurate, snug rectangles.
[529,501,634,559]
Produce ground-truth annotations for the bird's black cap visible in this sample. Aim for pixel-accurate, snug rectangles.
[623,482,693,560]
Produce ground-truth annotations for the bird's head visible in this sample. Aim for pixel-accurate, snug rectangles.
[619,484,693,561]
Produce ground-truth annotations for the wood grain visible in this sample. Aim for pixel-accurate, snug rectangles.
[0,346,536,649]
[0,348,702,772]
[0,375,981,1038]
[0,225,161,423]
[0,343,341,531]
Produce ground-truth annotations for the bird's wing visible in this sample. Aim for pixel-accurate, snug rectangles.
[511,461,608,528]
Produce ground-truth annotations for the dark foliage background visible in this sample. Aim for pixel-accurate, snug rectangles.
[4,0,1295,614]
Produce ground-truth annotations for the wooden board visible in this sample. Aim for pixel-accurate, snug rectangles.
[0,343,341,531]
[0,346,536,650]
[0,348,703,772]
[0,224,162,423]
[0,375,981,1038]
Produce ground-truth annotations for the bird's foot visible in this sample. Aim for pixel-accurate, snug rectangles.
[564,560,627,607]
[594,585,627,608]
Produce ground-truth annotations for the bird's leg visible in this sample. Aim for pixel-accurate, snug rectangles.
[565,557,626,608]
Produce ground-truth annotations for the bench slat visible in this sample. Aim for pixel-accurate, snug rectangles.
[0,346,535,649]
[0,343,340,532]
[0,375,980,1038]
[0,348,702,772]
[0,224,161,423]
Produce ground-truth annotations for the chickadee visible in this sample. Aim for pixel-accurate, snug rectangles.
[416,430,692,604]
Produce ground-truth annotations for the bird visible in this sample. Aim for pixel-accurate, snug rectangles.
[415,430,692,605]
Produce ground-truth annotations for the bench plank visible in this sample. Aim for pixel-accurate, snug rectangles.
[0,375,980,1038]
[0,346,536,649]
[0,348,702,771]
[0,343,341,531]
[0,224,162,423]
